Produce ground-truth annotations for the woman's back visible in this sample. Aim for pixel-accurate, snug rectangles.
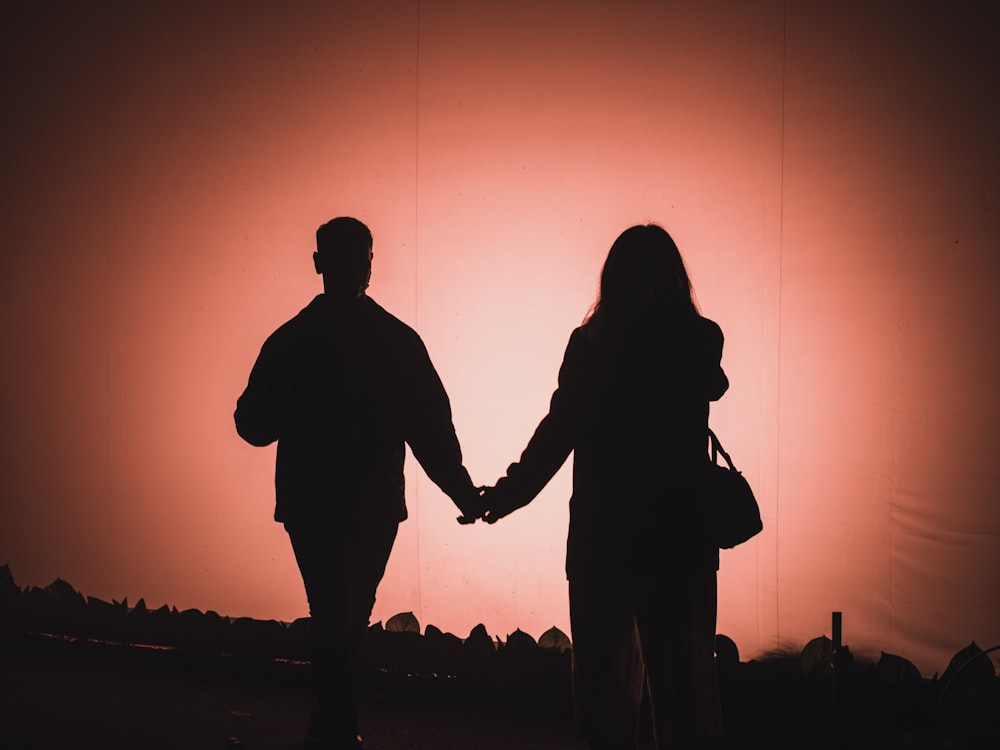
[565,312,727,578]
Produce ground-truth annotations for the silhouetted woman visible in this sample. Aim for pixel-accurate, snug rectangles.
[483,224,729,749]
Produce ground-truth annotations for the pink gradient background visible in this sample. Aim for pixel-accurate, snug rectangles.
[2,1,998,676]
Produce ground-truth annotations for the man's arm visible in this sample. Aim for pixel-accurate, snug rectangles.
[402,337,481,518]
[234,335,286,447]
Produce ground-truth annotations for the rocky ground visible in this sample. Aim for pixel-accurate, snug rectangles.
[2,570,998,749]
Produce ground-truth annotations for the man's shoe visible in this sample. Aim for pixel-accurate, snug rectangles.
[306,701,364,748]
[311,736,365,750]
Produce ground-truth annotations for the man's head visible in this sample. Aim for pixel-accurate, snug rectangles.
[313,217,374,302]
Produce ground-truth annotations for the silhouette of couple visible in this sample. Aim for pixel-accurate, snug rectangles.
[235,217,729,750]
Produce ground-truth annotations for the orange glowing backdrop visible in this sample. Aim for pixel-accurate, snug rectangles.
[1,1,998,676]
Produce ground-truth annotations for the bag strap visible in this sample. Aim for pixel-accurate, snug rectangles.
[708,428,740,473]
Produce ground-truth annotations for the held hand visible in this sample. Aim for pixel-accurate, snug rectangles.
[455,486,487,525]
[480,484,518,524]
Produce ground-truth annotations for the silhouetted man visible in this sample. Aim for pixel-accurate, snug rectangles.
[234,217,482,749]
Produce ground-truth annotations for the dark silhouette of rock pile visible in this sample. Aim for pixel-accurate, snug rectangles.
[0,565,574,714]
[2,564,998,745]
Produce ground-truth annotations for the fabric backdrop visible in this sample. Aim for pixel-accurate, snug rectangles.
[1,0,997,676]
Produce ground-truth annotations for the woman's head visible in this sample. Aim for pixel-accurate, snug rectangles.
[588,224,697,327]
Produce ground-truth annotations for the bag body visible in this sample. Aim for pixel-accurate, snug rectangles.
[703,429,762,549]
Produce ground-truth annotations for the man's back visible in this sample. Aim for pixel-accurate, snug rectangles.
[235,293,467,525]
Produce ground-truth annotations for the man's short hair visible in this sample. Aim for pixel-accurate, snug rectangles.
[316,217,373,260]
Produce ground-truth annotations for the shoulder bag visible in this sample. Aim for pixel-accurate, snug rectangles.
[702,429,763,549]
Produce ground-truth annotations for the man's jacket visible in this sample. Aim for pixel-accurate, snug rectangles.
[235,294,473,524]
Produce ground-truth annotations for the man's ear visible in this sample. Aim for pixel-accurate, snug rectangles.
[313,251,323,275]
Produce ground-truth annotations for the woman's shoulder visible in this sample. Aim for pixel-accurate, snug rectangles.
[693,314,724,343]
[689,315,726,368]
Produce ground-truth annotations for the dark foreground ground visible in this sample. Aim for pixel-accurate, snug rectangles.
[2,633,586,750]
[4,630,999,750]
[6,572,998,749]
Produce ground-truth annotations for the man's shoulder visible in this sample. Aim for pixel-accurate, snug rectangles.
[266,295,421,340]
[361,297,423,342]
[264,296,324,339]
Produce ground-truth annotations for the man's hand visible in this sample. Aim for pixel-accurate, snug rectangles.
[455,486,487,525]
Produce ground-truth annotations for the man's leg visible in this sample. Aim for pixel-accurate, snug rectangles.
[347,517,399,675]
[285,519,397,745]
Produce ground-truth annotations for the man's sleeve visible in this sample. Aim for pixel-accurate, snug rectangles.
[234,334,285,447]
[403,337,476,504]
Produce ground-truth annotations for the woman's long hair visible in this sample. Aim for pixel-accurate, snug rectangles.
[584,224,698,337]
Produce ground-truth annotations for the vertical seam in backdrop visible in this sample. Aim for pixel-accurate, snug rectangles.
[773,0,787,649]
[412,0,424,625]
